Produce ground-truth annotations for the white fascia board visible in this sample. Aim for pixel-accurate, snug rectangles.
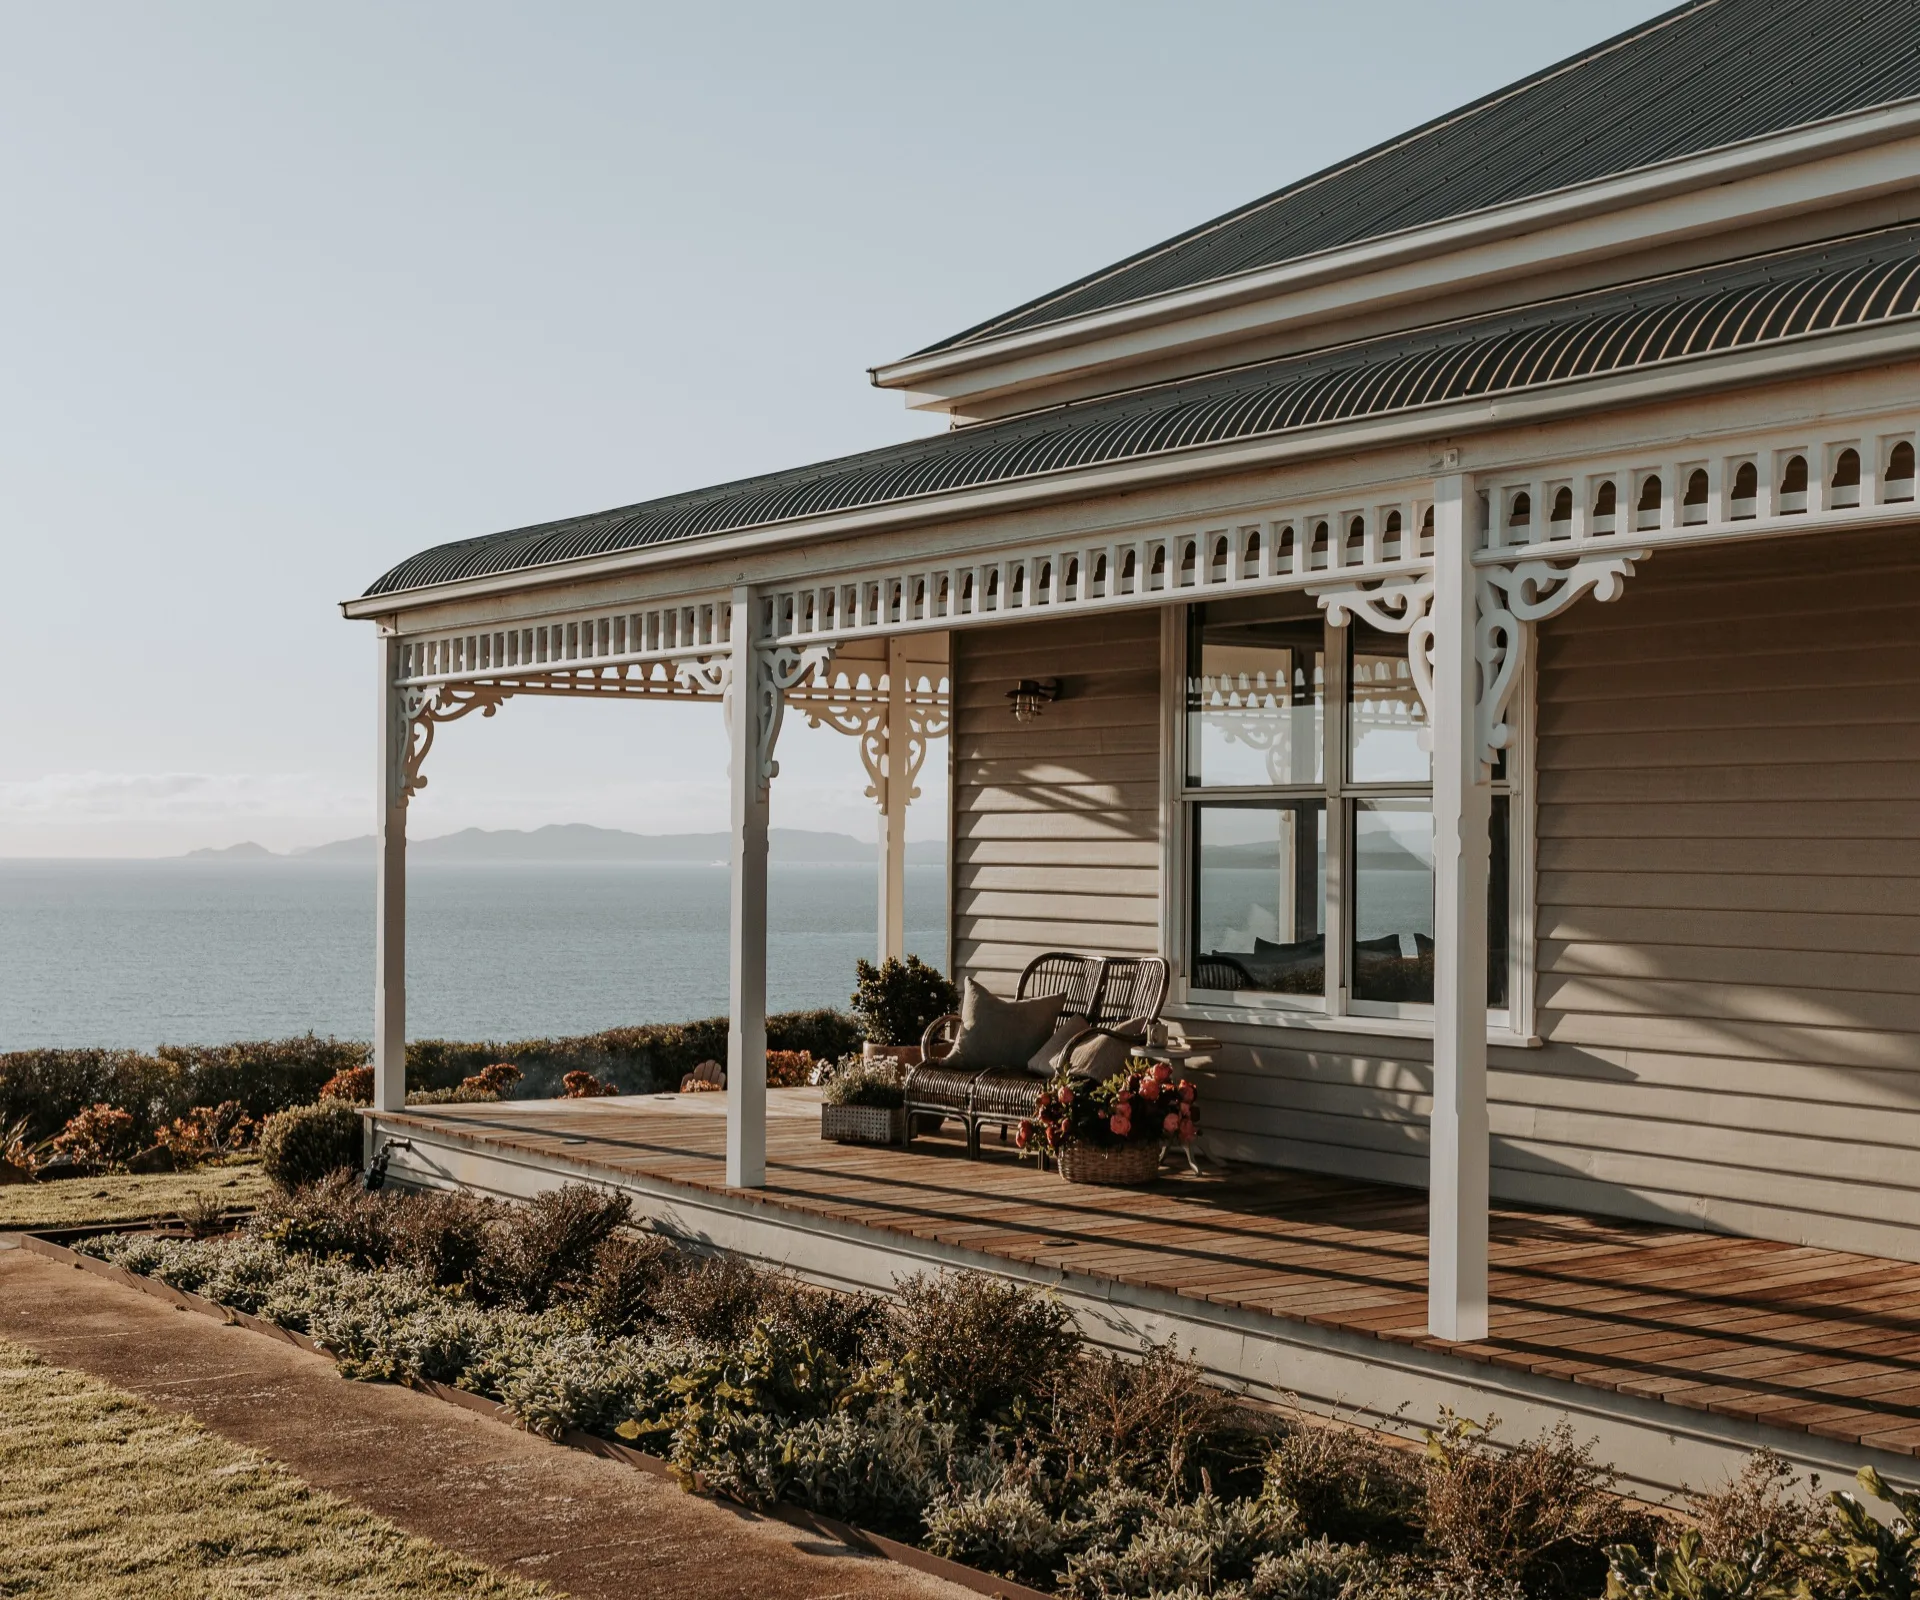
[872,99,1920,414]
[340,318,1920,622]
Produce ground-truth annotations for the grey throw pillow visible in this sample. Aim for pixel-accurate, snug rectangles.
[1026,1016,1088,1077]
[944,979,1070,1072]
[1064,1016,1151,1082]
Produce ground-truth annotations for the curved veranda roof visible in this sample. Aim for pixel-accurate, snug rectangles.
[365,223,1920,599]
[915,0,1920,356]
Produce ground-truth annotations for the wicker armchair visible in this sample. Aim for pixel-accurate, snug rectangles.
[905,952,1170,1158]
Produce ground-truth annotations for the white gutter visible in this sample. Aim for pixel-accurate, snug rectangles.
[341,317,1920,620]
[870,97,1920,397]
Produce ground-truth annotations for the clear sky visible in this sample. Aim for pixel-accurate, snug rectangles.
[0,0,1657,857]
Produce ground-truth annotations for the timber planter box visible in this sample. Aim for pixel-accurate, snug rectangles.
[820,1104,906,1145]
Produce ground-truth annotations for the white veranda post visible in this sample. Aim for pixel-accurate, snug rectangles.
[725,587,772,1189]
[1428,473,1491,1342]
[878,635,910,961]
[373,635,409,1115]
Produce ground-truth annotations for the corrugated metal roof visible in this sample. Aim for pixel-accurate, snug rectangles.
[914,0,1920,357]
[365,225,1920,598]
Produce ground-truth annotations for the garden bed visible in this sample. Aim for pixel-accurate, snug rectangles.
[24,1216,1050,1600]
[26,1182,1905,1600]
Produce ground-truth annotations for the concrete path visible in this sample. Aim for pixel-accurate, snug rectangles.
[0,1245,974,1600]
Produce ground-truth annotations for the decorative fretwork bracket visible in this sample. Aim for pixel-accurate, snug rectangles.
[800,672,951,812]
[393,684,512,802]
[676,643,836,794]
[1315,552,1643,775]
[1314,569,1438,745]
[1475,552,1643,773]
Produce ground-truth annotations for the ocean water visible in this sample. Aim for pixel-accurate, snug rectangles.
[0,860,948,1050]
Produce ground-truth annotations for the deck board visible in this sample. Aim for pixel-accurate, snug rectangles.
[380,1095,1920,1459]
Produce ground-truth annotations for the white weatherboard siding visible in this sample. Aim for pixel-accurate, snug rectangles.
[950,612,1162,998]
[950,526,1920,1261]
[1519,523,1920,1259]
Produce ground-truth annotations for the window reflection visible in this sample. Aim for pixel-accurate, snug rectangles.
[1351,799,1434,1003]
[1191,802,1327,996]
[1349,625,1429,783]
[1186,609,1324,787]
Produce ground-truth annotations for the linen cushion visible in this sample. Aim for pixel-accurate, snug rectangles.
[1063,1015,1151,1082]
[942,979,1070,1072]
[1025,1015,1089,1077]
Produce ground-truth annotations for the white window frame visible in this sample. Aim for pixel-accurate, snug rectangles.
[1160,602,1538,1046]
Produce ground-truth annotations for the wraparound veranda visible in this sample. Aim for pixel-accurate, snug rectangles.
[340,1,1920,1376]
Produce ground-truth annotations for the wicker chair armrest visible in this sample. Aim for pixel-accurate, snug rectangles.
[919,1013,962,1061]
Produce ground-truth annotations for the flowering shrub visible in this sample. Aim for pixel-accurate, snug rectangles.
[563,1070,619,1098]
[1019,1060,1198,1158]
[765,1050,814,1088]
[460,1062,522,1098]
[156,1100,257,1167]
[319,1065,375,1103]
[49,1103,141,1172]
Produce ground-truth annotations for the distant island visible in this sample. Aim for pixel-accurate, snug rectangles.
[184,824,944,865]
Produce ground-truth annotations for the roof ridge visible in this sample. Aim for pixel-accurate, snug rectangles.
[913,0,1720,357]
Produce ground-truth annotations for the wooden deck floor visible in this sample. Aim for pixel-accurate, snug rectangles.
[381,1093,1920,1462]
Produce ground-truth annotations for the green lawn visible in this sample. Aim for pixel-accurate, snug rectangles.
[0,1336,550,1598]
[0,1161,273,1232]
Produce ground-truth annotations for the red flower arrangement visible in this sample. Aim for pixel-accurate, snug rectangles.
[1017,1058,1198,1157]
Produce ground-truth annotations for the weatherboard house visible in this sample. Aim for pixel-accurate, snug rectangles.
[348,3,1920,1495]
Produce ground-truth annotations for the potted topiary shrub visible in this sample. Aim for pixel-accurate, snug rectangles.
[820,1055,907,1145]
[850,955,958,1067]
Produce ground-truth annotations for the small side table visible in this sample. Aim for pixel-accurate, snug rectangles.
[1133,1038,1220,1173]
[1134,1036,1221,1066]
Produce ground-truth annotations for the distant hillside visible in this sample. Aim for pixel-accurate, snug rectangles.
[184,841,277,860]
[282,825,945,865]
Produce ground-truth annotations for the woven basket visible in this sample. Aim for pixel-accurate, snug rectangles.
[1057,1139,1162,1187]
[821,1104,906,1146]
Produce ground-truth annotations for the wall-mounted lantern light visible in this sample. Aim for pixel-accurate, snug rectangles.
[1007,678,1060,723]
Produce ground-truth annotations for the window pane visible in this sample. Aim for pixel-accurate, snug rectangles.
[1352,799,1434,1003]
[1186,608,1323,787]
[1348,625,1429,783]
[1191,802,1327,996]
[1349,799,1513,1007]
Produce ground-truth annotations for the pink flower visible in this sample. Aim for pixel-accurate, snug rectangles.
[1163,1111,1181,1134]
[1177,1117,1194,1142]
[1110,1114,1130,1136]
[1015,1123,1031,1149]
[1140,1077,1161,1101]
[1153,1062,1173,1084]
[1179,1082,1195,1103]
[1060,1088,1073,1106]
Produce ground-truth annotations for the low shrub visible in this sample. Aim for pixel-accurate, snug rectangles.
[851,956,957,1048]
[478,1185,632,1310]
[563,1071,618,1098]
[319,1065,374,1103]
[765,1050,814,1088]
[579,1233,680,1336]
[155,1100,256,1167]
[1052,1339,1267,1499]
[259,1170,393,1263]
[48,1103,141,1173]
[1422,1414,1634,1600]
[460,1063,521,1098]
[258,1099,363,1190]
[655,1252,777,1345]
[885,1270,1080,1429]
[1260,1416,1424,1552]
